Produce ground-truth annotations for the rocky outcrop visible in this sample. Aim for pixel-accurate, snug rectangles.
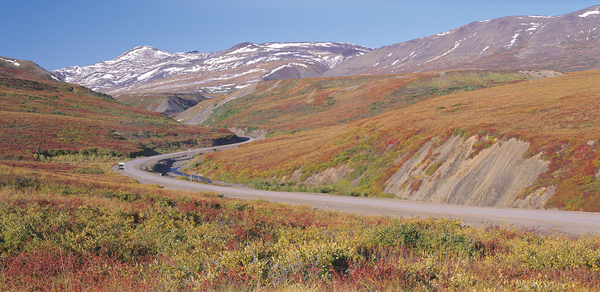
[384,135,550,208]
[153,98,184,116]
[228,127,267,140]
[281,135,550,209]
[512,186,556,209]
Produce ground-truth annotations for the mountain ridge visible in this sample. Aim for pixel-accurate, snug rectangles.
[0,56,236,160]
[1,56,63,82]
[325,5,600,76]
[52,42,372,98]
[51,5,600,115]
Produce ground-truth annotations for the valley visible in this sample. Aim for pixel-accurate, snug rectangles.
[119,139,600,237]
[2,4,600,291]
[0,57,237,161]
[184,69,600,212]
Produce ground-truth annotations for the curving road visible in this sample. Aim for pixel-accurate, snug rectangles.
[119,140,600,237]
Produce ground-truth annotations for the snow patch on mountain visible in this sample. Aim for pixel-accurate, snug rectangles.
[1,58,20,66]
[264,63,308,77]
[426,39,464,64]
[526,23,542,33]
[579,10,599,18]
[504,30,523,48]
[437,27,459,36]
[117,46,175,63]
[227,46,259,55]
[53,42,372,97]
[480,46,490,55]
[325,56,345,67]
[138,68,160,82]
[264,42,312,49]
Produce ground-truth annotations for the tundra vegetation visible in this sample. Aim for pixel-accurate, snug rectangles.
[1,62,600,290]
[199,70,528,135]
[1,162,599,291]
[192,69,600,212]
[0,69,236,161]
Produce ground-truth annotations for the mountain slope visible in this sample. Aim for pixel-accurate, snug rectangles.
[52,42,372,98]
[54,5,600,108]
[189,69,600,212]
[118,92,209,116]
[0,57,236,160]
[325,5,600,76]
[0,56,62,82]
[177,70,543,131]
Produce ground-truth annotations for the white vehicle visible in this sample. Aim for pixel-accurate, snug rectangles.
[118,162,125,170]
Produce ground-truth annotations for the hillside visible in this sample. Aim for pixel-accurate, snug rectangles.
[0,56,61,82]
[1,59,599,290]
[52,5,600,112]
[0,57,237,161]
[177,70,543,130]
[326,5,600,76]
[5,4,600,290]
[2,157,599,290]
[117,92,208,116]
[190,69,600,212]
[52,42,371,98]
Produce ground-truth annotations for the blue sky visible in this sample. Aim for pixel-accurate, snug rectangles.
[2,0,599,70]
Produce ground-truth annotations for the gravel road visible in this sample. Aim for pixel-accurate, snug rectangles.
[118,140,600,238]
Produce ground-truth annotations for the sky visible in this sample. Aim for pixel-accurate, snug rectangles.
[2,0,599,70]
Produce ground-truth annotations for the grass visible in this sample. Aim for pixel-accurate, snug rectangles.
[192,69,600,211]
[0,70,236,160]
[199,70,528,136]
[2,59,600,290]
[0,161,599,291]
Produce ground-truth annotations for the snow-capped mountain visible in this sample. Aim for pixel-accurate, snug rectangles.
[1,56,62,82]
[52,42,371,97]
[53,5,600,105]
[325,5,600,76]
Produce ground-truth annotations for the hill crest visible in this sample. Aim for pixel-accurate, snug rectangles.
[52,42,372,98]
[325,5,600,76]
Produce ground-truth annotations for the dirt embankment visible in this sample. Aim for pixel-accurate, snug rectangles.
[228,127,268,140]
[383,135,551,208]
[298,135,552,209]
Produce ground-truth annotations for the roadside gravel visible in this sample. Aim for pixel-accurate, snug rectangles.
[118,140,600,238]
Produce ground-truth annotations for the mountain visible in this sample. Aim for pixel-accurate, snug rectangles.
[325,5,600,76]
[54,5,600,109]
[1,56,62,82]
[176,70,546,128]
[52,42,372,98]
[0,56,236,161]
